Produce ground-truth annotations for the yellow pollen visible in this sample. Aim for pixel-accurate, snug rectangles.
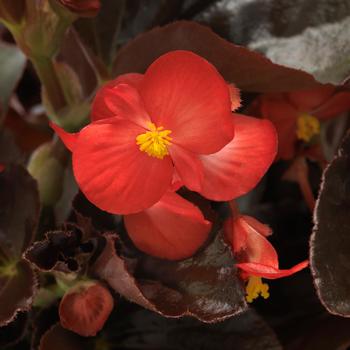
[136,122,172,159]
[296,113,320,143]
[245,276,270,303]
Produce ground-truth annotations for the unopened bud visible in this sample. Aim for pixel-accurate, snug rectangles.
[27,143,64,206]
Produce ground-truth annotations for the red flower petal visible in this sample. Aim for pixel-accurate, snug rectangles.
[139,50,234,154]
[73,119,173,214]
[198,115,277,201]
[236,260,309,279]
[59,281,113,337]
[287,85,335,112]
[243,216,272,237]
[313,91,350,120]
[124,191,212,260]
[91,73,143,121]
[259,94,298,160]
[225,215,309,280]
[0,164,4,172]
[91,82,150,127]
[114,73,144,87]
[169,144,203,192]
[50,122,78,152]
[230,215,278,267]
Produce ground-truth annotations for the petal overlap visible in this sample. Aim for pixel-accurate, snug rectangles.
[198,115,277,201]
[169,144,203,193]
[91,82,150,127]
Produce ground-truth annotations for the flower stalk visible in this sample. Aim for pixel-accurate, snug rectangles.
[31,55,67,112]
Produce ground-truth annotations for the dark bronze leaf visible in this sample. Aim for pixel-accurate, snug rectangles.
[310,130,350,316]
[0,129,23,165]
[74,0,125,77]
[0,165,39,326]
[0,164,39,260]
[39,323,93,350]
[113,21,321,93]
[0,312,27,348]
[108,307,282,350]
[25,224,95,273]
[0,260,38,326]
[93,229,247,323]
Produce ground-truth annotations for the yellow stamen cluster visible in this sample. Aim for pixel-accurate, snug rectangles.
[245,276,270,303]
[296,113,320,143]
[136,122,172,159]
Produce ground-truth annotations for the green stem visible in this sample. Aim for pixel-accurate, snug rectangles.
[31,55,66,112]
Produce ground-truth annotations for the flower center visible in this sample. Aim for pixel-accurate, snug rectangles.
[296,113,320,143]
[245,276,269,303]
[136,122,172,159]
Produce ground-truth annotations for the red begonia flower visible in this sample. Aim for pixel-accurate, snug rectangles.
[58,0,100,17]
[256,85,350,160]
[52,50,276,214]
[124,191,211,260]
[225,214,308,302]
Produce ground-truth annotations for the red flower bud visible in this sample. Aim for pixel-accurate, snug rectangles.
[59,281,113,336]
[57,0,100,17]
[0,0,25,25]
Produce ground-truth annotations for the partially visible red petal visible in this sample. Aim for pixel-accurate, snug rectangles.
[232,215,278,268]
[227,215,308,280]
[91,83,150,127]
[73,119,173,214]
[228,83,241,111]
[140,50,234,154]
[236,260,309,279]
[91,73,143,122]
[0,164,4,172]
[287,85,335,112]
[50,122,78,152]
[243,216,272,237]
[114,73,143,88]
[124,191,212,260]
[313,91,350,120]
[259,95,297,160]
[198,115,277,201]
[169,144,203,193]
